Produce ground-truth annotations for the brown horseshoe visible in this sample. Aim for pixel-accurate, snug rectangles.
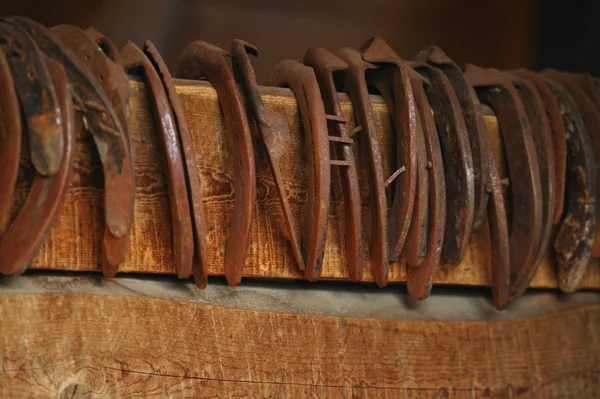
[361,37,418,263]
[511,69,567,225]
[416,46,489,235]
[0,50,21,227]
[464,65,543,297]
[178,41,256,287]
[145,40,209,289]
[507,74,556,299]
[0,20,63,176]
[269,60,331,281]
[413,62,475,266]
[50,24,134,276]
[303,47,364,281]
[121,41,194,280]
[542,69,600,257]
[545,80,596,292]
[335,47,388,286]
[0,57,74,275]
[406,68,445,300]
[10,17,136,273]
[230,40,304,274]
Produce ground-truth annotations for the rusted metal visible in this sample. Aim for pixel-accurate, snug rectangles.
[50,24,134,276]
[416,46,489,235]
[269,59,331,281]
[506,74,556,299]
[10,17,136,274]
[542,69,600,258]
[335,47,388,287]
[178,41,256,287]
[544,80,596,293]
[121,41,194,280]
[145,40,210,289]
[85,27,123,66]
[303,47,364,281]
[230,40,304,274]
[0,20,63,177]
[413,62,475,266]
[511,69,567,225]
[0,50,21,228]
[0,57,74,275]
[361,37,418,263]
[406,68,445,300]
[465,65,543,299]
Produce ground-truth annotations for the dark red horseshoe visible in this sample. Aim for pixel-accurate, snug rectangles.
[465,65,543,299]
[121,41,194,280]
[335,47,388,287]
[545,79,596,293]
[10,17,136,274]
[415,46,489,235]
[178,41,256,287]
[303,47,364,281]
[361,37,418,263]
[511,69,567,225]
[269,59,331,281]
[406,68,445,300]
[413,62,475,266]
[507,74,556,299]
[0,50,21,227]
[542,69,600,258]
[0,20,63,176]
[0,57,74,275]
[145,40,210,289]
[230,40,304,274]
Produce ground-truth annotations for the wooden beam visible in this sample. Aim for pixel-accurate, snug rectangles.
[11,78,600,289]
[0,276,599,397]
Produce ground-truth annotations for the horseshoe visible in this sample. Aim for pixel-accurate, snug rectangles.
[120,41,194,280]
[416,46,489,235]
[10,17,136,274]
[511,69,567,225]
[361,37,418,263]
[406,68,445,300]
[413,62,475,266]
[542,69,600,257]
[0,49,22,228]
[0,20,63,176]
[303,47,364,281]
[269,59,331,281]
[145,40,209,289]
[504,74,556,298]
[464,65,543,297]
[335,47,388,286]
[51,24,135,276]
[230,40,304,274]
[178,41,256,287]
[545,80,596,293]
[0,56,75,275]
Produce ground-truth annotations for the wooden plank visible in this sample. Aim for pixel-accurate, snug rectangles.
[0,280,598,397]
[11,78,600,289]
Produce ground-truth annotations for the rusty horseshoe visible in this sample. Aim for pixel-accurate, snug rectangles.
[178,41,256,287]
[269,59,331,281]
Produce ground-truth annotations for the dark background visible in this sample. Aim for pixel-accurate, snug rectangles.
[1,0,597,82]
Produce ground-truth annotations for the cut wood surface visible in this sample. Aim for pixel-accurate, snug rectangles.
[11,78,600,289]
[0,277,599,397]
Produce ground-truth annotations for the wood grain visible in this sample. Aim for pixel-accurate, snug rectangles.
[0,289,598,397]
[11,78,600,289]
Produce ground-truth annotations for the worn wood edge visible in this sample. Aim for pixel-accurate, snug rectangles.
[0,279,598,397]
[12,78,598,290]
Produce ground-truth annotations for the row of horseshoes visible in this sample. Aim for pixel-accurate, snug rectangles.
[0,18,597,309]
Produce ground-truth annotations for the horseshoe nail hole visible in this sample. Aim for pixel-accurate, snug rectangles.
[85,54,90,60]
[99,74,104,81]
[26,70,34,81]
